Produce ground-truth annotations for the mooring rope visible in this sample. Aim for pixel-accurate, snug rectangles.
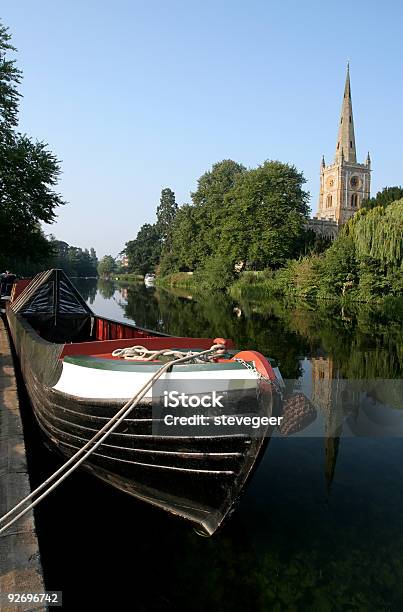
[0,341,226,535]
[112,344,226,362]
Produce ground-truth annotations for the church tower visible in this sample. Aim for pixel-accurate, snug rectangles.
[316,65,371,225]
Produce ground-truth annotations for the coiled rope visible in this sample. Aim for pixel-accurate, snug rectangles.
[0,341,226,535]
[112,344,226,362]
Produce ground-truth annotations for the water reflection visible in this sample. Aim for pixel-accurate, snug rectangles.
[60,278,403,608]
[74,277,403,474]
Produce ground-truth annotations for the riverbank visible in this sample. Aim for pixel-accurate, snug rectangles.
[0,316,45,605]
[110,273,143,282]
[156,270,403,308]
[156,272,195,289]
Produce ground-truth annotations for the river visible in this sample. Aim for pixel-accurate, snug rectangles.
[23,278,403,611]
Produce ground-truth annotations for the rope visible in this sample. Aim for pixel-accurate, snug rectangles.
[112,344,226,362]
[0,342,225,536]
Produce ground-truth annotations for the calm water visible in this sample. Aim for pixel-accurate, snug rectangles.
[24,279,403,611]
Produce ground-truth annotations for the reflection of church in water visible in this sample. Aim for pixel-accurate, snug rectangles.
[311,356,360,492]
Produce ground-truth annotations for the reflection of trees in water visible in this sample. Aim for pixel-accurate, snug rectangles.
[71,278,98,304]
[124,285,164,331]
[238,297,403,380]
[121,286,402,381]
[123,288,308,379]
[97,279,117,299]
[158,513,403,611]
[71,281,403,608]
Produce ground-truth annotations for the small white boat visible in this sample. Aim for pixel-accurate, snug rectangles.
[144,273,156,286]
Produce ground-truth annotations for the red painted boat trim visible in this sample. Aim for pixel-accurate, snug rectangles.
[95,317,152,341]
[61,335,235,358]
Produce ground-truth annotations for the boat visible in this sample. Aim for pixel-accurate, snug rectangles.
[144,273,156,287]
[6,269,282,535]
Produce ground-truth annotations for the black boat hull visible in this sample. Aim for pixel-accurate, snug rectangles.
[7,305,273,535]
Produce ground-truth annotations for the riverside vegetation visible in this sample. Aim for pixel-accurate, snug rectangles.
[123,158,402,305]
[1,16,401,305]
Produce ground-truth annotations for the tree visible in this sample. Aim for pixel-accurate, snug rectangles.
[314,198,403,300]
[0,20,65,271]
[48,239,98,276]
[97,255,117,278]
[89,247,98,271]
[191,159,246,209]
[221,160,310,269]
[190,159,246,256]
[0,22,21,129]
[124,223,161,275]
[160,160,246,274]
[159,204,201,274]
[361,186,403,210]
[156,188,178,252]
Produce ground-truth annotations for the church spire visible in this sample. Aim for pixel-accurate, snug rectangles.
[335,63,356,163]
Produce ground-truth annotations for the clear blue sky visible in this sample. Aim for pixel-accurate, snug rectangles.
[2,0,403,258]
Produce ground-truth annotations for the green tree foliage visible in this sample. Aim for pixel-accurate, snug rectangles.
[221,160,310,269]
[0,23,21,129]
[352,201,403,266]
[156,187,178,252]
[319,233,358,296]
[124,223,161,275]
[361,186,403,210]
[0,20,65,272]
[159,205,200,274]
[157,160,310,279]
[258,198,403,302]
[191,159,246,210]
[97,255,117,278]
[190,159,246,259]
[160,160,246,273]
[196,255,237,291]
[49,238,98,276]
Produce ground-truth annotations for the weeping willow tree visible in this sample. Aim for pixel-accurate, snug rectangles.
[338,199,403,299]
[242,197,402,302]
[350,200,403,266]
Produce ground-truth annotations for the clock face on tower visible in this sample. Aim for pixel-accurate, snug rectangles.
[350,175,361,189]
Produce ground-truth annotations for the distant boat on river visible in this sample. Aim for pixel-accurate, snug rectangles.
[144,273,156,287]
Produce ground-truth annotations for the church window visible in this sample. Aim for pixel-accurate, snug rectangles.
[351,194,358,208]
[326,194,332,208]
[349,115,352,123]
[337,142,340,150]
[350,140,353,148]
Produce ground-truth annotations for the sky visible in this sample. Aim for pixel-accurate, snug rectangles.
[2,0,403,258]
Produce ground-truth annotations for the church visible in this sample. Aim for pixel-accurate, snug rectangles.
[308,65,371,238]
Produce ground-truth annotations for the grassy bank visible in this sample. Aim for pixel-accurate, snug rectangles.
[158,199,403,305]
[159,269,403,311]
[113,272,144,282]
[156,272,196,289]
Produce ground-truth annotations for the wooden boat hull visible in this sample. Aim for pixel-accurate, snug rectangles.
[6,271,277,535]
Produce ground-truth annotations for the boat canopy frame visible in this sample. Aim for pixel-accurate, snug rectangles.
[11,269,94,343]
